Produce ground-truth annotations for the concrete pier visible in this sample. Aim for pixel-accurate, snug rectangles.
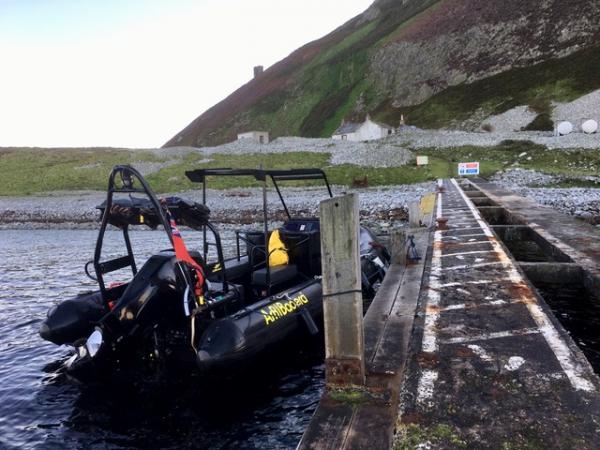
[300,178,600,449]
[398,178,600,449]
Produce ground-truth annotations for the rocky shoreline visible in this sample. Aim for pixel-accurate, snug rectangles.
[0,184,432,230]
[1,174,598,229]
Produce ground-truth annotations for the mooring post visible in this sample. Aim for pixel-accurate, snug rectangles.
[408,201,421,228]
[391,229,407,266]
[320,193,365,387]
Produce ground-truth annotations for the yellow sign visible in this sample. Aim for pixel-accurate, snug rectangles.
[420,193,435,216]
[260,293,309,325]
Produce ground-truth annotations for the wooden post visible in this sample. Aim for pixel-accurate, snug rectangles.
[391,229,407,266]
[320,194,365,387]
[408,201,421,228]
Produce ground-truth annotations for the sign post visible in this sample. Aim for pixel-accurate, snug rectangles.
[458,162,480,176]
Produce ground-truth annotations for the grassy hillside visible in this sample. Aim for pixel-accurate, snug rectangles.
[376,45,600,130]
[2,142,599,196]
[0,148,161,195]
[165,0,440,146]
[164,0,600,147]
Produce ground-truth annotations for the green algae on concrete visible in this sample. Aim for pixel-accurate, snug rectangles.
[393,423,467,450]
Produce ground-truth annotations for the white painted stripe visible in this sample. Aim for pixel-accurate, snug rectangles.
[440,328,541,345]
[440,261,504,271]
[417,182,443,405]
[440,240,493,247]
[451,178,596,392]
[441,227,483,233]
[443,303,467,310]
[417,369,439,407]
[440,250,494,258]
[441,299,511,312]
[422,228,442,353]
[421,187,443,355]
[441,233,487,240]
[438,279,505,288]
[448,225,481,229]
[445,215,478,219]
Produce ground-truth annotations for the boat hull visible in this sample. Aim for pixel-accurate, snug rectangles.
[195,280,323,371]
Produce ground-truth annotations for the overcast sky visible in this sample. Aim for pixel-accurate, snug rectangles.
[0,0,373,148]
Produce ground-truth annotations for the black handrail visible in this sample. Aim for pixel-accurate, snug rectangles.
[202,221,228,289]
[94,165,173,306]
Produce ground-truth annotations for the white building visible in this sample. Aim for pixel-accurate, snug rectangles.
[237,131,270,144]
[332,115,394,141]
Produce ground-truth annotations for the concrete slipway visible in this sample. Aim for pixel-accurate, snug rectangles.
[299,178,600,450]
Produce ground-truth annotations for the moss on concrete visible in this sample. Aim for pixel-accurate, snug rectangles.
[393,423,467,449]
[328,388,368,405]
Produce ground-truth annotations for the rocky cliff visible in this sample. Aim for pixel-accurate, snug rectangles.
[165,0,600,147]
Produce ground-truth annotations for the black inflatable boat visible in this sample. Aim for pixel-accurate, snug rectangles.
[40,165,390,378]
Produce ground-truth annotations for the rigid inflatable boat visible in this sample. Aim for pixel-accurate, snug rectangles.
[39,166,390,378]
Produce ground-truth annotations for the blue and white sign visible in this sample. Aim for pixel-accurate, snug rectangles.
[458,162,480,176]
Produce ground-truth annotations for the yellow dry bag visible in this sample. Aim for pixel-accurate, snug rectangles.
[268,229,289,267]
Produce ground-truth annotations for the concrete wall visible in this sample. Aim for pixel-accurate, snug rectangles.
[237,131,270,144]
[332,133,353,141]
[355,119,393,141]
[332,119,393,142]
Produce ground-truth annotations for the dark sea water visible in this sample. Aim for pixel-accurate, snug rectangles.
[0,229,324,450]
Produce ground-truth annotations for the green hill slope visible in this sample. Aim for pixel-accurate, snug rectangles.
[164,0,600,147]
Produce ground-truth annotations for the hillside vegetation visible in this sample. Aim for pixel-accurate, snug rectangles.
[165,0,600,147]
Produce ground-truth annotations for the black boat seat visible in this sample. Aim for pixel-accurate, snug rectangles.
[252,264,298,287]
[208,256,251,282]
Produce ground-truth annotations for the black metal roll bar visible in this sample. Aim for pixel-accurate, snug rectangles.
[185,168,332,220]
[185,168,331,295]
[94,165,238,309]
[94,165,174,306]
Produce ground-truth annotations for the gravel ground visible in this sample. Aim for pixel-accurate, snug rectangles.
[491,169,600,225]
[482,106,537,133]
[489,169,560,187]
[490,168,600,187]
[475,89,600,133]
[2,176,598,229]
[553,90,600,127]
[390,129,600,150]
[157,137,413,168]
[0,183,433,229]
[153,129,600,169]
